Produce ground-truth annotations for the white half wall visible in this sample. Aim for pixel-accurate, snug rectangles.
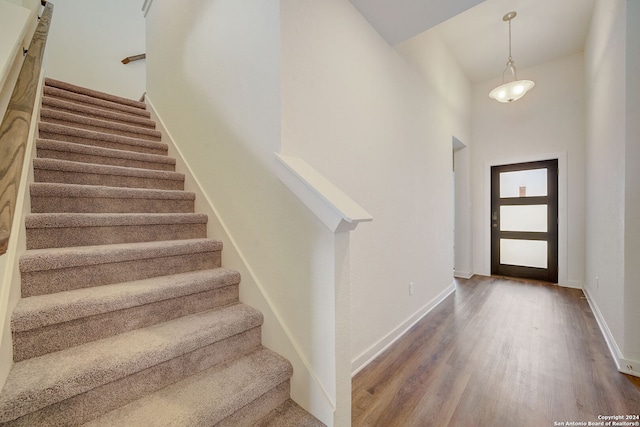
[470,53,587,289]
[280,0,471,373]
[0,73,43,391]
[44,0,145,99]
[144,1,344,424]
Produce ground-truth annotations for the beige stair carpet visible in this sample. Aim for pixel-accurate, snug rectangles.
[0,78,325,427]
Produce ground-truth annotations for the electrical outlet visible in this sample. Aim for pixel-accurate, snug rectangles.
[409,282,414,295]
[596,276,599,289]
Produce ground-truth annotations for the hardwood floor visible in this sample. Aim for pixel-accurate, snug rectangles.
[352,275,640,426]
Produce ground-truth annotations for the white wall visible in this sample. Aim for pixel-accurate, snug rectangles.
[44,0,145,99]
[145,1,342,424]
[624,0,640,366]
[281,0,470,373]
[584,0,626,356]
[585,0,640,373]
[470,53,586,288]
[396,28,474,280]
[453,141,473,279]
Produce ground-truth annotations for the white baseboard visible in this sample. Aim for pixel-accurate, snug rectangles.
[453,270,473,279]
[583,287,640,378]
[351,282,456,376]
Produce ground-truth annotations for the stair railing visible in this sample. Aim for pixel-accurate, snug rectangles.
[121,53,146,64]
[0,1,54,256]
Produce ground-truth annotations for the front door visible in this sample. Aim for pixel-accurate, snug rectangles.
[490,159,558,282]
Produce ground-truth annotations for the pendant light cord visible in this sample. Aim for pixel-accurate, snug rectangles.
[508,18,513,63]
[504,16,517,82]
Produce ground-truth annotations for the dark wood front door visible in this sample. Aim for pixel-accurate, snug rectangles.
[491,159,558,282]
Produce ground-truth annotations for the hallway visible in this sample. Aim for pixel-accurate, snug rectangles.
[352,276,640,426]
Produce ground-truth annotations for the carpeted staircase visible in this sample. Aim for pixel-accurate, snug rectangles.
[0,78,325,427]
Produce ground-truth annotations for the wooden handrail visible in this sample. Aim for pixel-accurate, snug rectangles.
[121,54,146,64]
[0,2,53,256]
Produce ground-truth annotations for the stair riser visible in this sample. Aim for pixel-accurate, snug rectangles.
[216,381,290,427]
[43,86,150,118]
[38,130,167,156]
[40,116,161,142]
[26,223,207,249]
[30,195,195,214]
[4,328,262,427]
[14,284,239,361]
[36,147,175,171]
[21,251,221,297]
[33,169,185,191]
[42,97,156,129]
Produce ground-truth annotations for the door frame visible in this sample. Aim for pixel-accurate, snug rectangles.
[483,152,568,285]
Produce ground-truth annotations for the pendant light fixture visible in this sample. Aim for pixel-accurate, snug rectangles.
[489,11,534,103]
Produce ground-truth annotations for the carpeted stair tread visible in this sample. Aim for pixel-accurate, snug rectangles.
[0,304,264,424]
[43,85,151,118]
[42,96,156,128]
[19,238,221,273]
[83,347,292,427]
[12,268,240,332]
[39,122,167,155]
[25,212,207,229]
[30,183,196,214]
[12,268,242,360]
[45,77,147,109]
[41,108,161,141]
[30,182,194,201]
[36,139,176,171]
[24,212,208,249]
[257,399,326,427]
[19,238,222,296]
[214,381,290,427]
[33,158,185,190]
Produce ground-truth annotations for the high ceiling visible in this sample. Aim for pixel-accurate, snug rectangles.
[349,0,596,83]
[348,0,485,46]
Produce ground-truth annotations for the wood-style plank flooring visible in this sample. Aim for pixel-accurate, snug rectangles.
[352,275,640,426]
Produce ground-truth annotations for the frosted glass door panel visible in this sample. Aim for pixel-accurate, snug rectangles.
[500,205,547,232]
[500,239,548,268]
[500,169,547,198]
